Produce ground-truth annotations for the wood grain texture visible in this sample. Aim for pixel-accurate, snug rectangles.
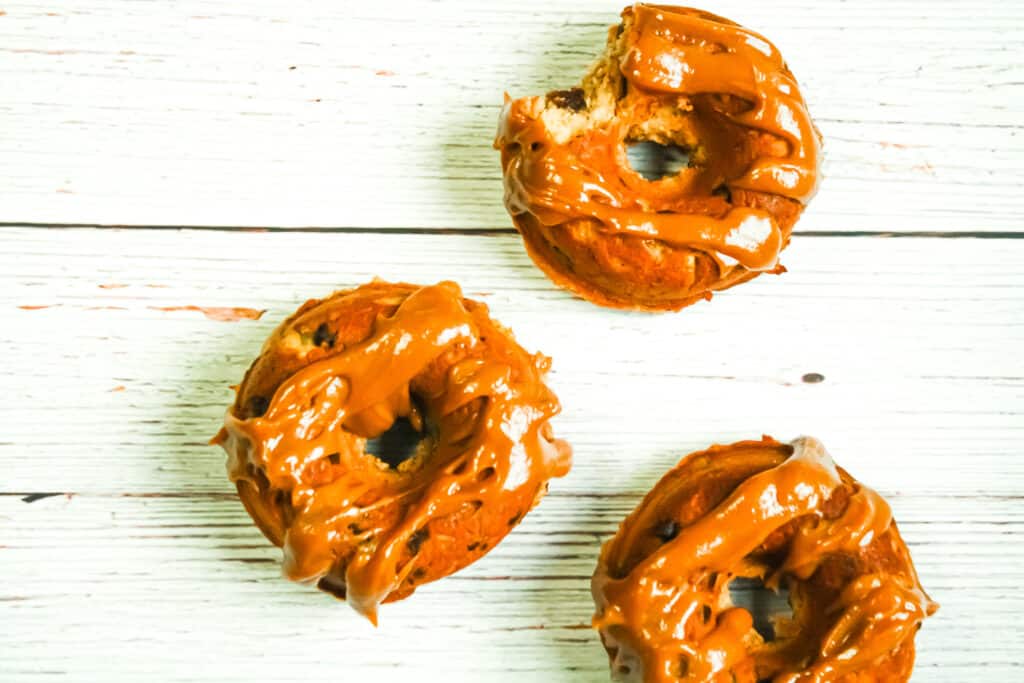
[2,227,1023,680]
[1,0,1022,230]
[3,0,1022,679]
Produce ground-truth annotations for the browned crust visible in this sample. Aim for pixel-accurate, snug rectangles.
[515,191,801,312]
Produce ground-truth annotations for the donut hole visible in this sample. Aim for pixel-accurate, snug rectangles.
[365,416,426,470]
[625,140,690,180]
[246,395,270,418]
[728,577,792,642]
[312,322,336,348]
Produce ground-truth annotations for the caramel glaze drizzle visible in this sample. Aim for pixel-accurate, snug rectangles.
[592,437,937,682]
[496,4,821,273]
[213,282,571,623]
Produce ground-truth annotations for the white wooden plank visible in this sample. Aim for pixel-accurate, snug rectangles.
[2,494,1022,681]
[1,227,1022,680]
[1,0,1021,230]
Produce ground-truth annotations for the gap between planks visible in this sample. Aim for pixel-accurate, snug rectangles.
[2,223,1024,238]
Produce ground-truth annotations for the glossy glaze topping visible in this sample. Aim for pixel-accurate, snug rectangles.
[214,282,571,623]
[497,4,820,273]
[592,437,936,682]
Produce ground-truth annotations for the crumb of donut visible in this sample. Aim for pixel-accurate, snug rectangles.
[540,15,697,151]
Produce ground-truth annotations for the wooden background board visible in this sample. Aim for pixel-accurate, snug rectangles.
[1,0,1023,681]
[2,0,1022,231]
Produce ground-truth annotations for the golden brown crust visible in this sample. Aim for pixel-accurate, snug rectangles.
[214,281,571,621]
[512,189,800,311]
[496,5,820,312]
[592,437,936,682]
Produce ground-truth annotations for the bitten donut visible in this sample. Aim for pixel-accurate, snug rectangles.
[592,436,936,682]
[213,281,572,622]
[496,4,821,311]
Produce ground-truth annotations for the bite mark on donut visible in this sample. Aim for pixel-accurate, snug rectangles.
[496,4,821,311]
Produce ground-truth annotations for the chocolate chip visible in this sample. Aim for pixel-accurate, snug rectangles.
[313,322,336,348]
[467,542,480,552]
[348,522,364,535]
[316,576,347,599]
[327,452,340,465]
[508,512,522,527]
[407,528,430,555]
[247,395,269,418]
[653,519,680,543]
[546,87,586,112]
[678,658,689,677]
[701,604,712,623]
[410,567,427,580]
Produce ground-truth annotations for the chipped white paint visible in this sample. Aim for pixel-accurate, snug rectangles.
[0,0,1022,230]
[2,228,1023,681]
[2,0,1024,680]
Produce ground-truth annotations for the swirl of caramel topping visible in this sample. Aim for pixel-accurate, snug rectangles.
[621,5,820,203]
[496,5,822,310]
[213,282,571,623]
[592,437,936,682]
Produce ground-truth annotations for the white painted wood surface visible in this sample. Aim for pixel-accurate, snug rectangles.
[2,0,1022,230]
[3,229,1023,680]
[2,1,1023,681]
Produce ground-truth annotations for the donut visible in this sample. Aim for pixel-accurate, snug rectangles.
[212,280,572,623]
[592,436,936,682]
[495,4,822,311]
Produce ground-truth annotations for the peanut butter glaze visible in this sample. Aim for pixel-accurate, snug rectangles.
[496,4,821,302]
[592,437,936,682]
[621,5,820,202]
[213,282,571,623]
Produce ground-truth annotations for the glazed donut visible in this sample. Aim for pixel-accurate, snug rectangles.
[213,281,572,623]
[592,436,936,682]
[496,4,821,311]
